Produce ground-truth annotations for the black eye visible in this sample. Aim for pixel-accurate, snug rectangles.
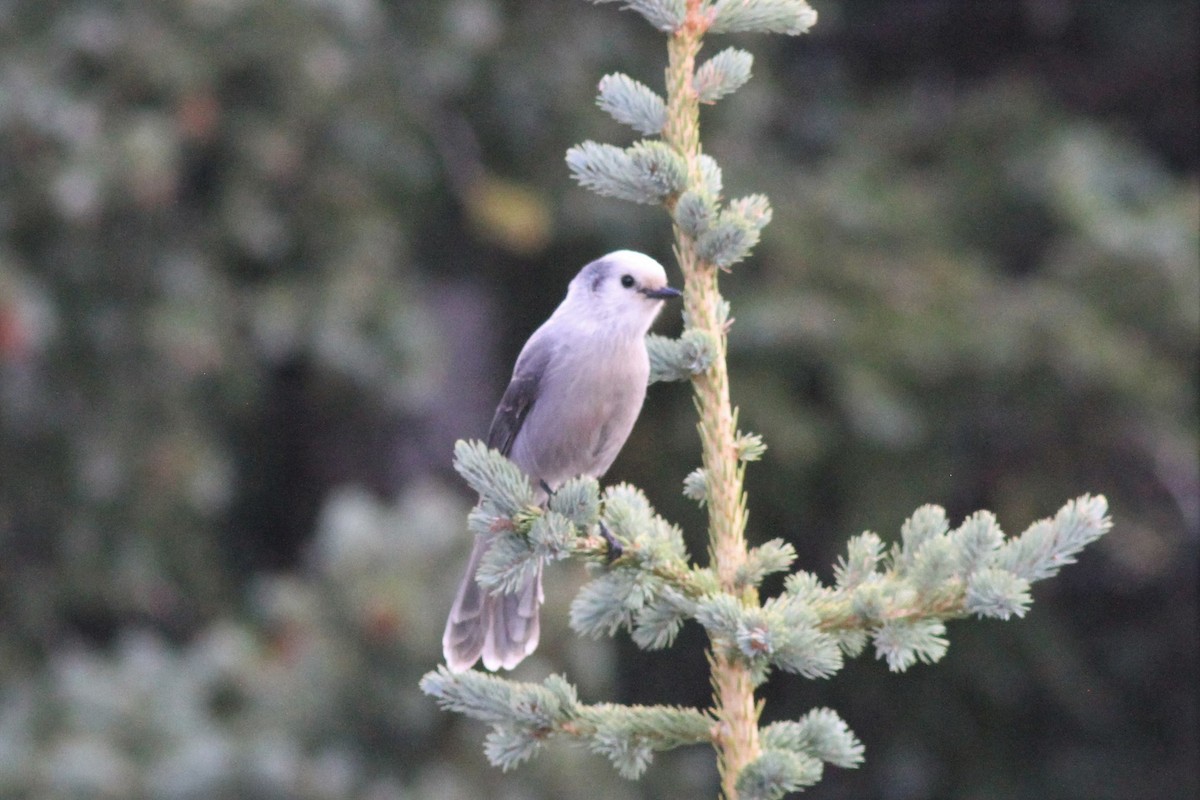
[620,274,635,289]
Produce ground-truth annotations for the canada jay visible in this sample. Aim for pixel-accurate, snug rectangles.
[443,250,681,672]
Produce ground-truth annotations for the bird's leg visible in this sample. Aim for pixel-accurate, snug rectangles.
[542,479,621,561]
[598,520,624,563]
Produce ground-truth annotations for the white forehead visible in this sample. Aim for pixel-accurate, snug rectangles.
[568,250,671,300]
[598,250,668,283]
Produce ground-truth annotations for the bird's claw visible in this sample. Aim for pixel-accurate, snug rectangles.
[598,520,623,563]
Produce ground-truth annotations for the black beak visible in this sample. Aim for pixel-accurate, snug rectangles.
[641,285,682,300]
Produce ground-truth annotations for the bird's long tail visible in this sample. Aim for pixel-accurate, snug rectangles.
[442,535,543,672]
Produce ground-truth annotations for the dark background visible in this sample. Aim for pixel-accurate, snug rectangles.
[0,1,1196,798]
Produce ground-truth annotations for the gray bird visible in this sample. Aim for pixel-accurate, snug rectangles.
[443,250,681,672]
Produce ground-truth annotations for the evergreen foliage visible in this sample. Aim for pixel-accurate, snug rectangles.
[707,0,818,35]
[420,666,714,778]
[566,140,689,204]
[435,444,1110,786]
[647,329,718,383]
[2,0,1186,798]
[423,3,1116,797]
[453,439,538,516]
[592,0,688,32]
[598,73,669,135]
[682,467,710,504]
[694,48,755,103]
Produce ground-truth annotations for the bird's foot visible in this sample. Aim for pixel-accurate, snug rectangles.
[598,520,624,563]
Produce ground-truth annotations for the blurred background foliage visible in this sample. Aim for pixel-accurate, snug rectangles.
[0,0,1195,798]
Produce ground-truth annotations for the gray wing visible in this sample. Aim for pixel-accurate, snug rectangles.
[443,333,554,673]
[486,334,554,457]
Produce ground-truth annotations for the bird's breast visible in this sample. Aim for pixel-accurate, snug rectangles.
[509,337,650,489]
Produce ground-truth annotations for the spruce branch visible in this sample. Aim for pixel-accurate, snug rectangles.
[631,586,693,648]
[421,667,713,776]
[757,595,843,679]
[793,495,1113,672]
[833,531,886,590]
[443,428,1111,786]
[735,538,795,589]
[453,439,537,516]
[695,195,773,269]
[570,485,712,637]
[566,140,688,204]
[698,153,724,198]
[760,708,865,768]
[598,73,668,135]
[694,48,754,103]
[648,329,719,383]
[996,493,1113,581]
[659,10,760,793]
[476,527,540,595]
[872,619,949,672]
[571,568,662,638]
[949,510,1005,575]
[577,701,716,777]
[707,0,819,35]
[547,475,603,529]
[589,0,688,32]
[420,667,581,770]
[649,1,818,793]
[425,4,1115,797]
[683,466,710,504]
[733,430,767,462]
[734,748,824,800]
[674,189,720,238]
[965,567,1033,620]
